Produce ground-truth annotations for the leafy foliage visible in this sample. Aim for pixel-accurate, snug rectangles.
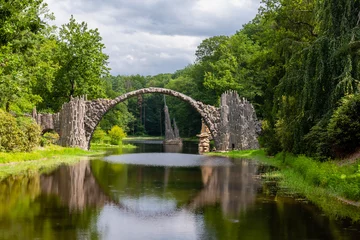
[0,110,40,152]
[1,0,360,159]
[108,126,127,145]
[327,94,360,157]
[51,16,109,110]
[91,127,106,144]
[41,131,60,146]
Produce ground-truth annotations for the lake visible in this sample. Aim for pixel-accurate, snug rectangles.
[0,140,360,239]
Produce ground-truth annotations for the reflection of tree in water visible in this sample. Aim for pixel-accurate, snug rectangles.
[40,160,111,211]
[188,160,260,217]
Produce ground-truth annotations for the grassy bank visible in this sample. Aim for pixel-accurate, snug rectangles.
[0,145,99,164]
[0,145,103,180]
[208,149,360,221]
[90,143,137,149]
[124,136,164,140]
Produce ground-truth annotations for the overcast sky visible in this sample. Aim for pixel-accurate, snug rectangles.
[44,0,260,76]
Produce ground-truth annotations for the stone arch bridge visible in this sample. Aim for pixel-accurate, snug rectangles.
[32,87,259,151]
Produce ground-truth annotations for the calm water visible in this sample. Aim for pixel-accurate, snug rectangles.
[1,141,360,240]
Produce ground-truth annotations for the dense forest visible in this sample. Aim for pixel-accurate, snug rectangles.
[1,0,359,159]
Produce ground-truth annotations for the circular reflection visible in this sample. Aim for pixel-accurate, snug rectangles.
[104,153,232,167]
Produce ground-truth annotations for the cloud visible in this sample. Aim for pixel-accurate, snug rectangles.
[44,0,260,75]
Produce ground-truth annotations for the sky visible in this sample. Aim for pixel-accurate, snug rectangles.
[44,0,260,76]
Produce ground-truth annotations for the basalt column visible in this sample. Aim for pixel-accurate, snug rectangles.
[215,91,260,151]
[58,96,87,150]
[163,99,182,145]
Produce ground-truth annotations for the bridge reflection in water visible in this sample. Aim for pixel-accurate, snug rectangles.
[0,153,359,239]
[39,155,259,218]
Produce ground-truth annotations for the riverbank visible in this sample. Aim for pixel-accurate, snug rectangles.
[90,143,137,149]
[0,145,97,164]
[208,149,360,221]
[0,144,139,180]
[0,145,102,180]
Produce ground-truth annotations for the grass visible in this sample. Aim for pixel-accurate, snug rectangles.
[208,149,360,221]
[0,156,90,180]
[0,145,104,180]
[0,145,100,164]
[90,143,137,149]
[124,136,164,140]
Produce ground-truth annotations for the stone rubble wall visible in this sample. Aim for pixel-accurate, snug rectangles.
[32,108,60,133]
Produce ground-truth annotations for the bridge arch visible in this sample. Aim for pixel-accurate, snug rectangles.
[33,88,260,151]
[85,87,220,149]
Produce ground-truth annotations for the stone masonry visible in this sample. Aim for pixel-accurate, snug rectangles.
[33,87,260,151]
[214,90,260,151]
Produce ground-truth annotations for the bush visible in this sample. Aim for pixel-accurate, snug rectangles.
[17,117,41,151]
[327,94,360,157]
[0,110,41,152]
[108,125,126,145]
[0,110,23,152]
[259,120,282,156]
[41,131,60,146]
[303,119,332,160]
[91,127,106,143]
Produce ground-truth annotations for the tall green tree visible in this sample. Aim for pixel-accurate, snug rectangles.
[52,16,109,110]
[203,32,263,100]
[0,0,53,112]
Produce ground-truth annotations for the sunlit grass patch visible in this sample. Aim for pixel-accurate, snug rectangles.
[0,145,105,180]
[0,145,99,164]
[90,143,137,149]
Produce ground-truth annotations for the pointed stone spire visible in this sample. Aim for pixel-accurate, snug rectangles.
[164,97,175,141]
[173,118,180,139]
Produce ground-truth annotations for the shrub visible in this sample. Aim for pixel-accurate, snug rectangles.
[17,117,41,151]
[108,125,126,145]
[327,94,360,157]
[0,110,23,152]
[259,120,282,156]
[0,110,41,152]
[303,119,332,160]
[91,127,106,143]
[41,131,60,146]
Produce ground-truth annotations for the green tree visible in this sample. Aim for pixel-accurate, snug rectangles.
[203,32,263,100]
[91,127,106,144]
[0,0,54,112]
[108,125,127,145]
[52,16,109,110]
[327,94,360,157]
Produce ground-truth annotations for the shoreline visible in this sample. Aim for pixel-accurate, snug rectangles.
[0,144,136,180]
[207,149,360,221]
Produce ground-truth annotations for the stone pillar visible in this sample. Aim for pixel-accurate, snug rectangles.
[215,91,259,151]
[197,120,211,154]
[164,104,175,140]
[58,96,87,150]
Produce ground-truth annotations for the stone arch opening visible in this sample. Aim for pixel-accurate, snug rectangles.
[41,128,57,135]
[85,87,219,149]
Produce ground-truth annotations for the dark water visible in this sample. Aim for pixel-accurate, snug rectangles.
[1,141,360,239]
